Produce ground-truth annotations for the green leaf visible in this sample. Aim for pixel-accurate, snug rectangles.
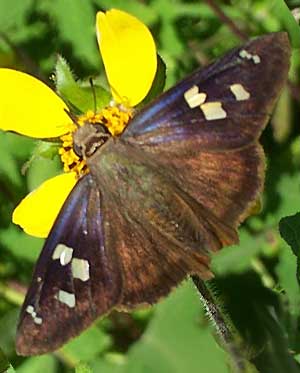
[94,0,158,25]
[55,56,110,113]
[6,367,16,373]
[212,229,267,276]
[26,155,62,191]
[17,355,57,373]
[265,169,300,226]
[271,0,300,48]
[276,240,300,314]
[272,87,292,143]
[91,353,124,373]
[0,346,10,372]
[253,307,300,373]
[20,140,60,183]
[75,362,93,373]
[123,281,228,373]
[0,0,33,31]
[279,213,300,291]
[139,55,166,106]
[33,141,60,161]
[0,226,43,263]
[49,0,99,68]
[90,355,124,373]
[61,326,111,365]
[291,137,300,167]
[0,133,22,187]
[279,213,300,257]
[6,366,16,373]
[215,273,300,373]
[0,310,19,354]
[5,132,35,160]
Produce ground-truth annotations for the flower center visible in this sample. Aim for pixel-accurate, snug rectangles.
[59,106,133,177]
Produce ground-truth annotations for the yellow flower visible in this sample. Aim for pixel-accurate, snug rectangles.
[0,9,157,238]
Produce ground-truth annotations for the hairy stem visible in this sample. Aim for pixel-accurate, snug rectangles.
[192,275,256,373]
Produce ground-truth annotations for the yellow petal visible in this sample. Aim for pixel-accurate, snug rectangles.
[0,69,71,138]
[96,9,157,106]
[12,172,77,238]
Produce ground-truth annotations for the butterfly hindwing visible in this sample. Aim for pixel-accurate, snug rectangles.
[98,192,213,310]
[151,142,265,231]
[16,175,123,355]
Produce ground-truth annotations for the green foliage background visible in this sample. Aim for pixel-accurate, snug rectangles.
[0,0,300,372]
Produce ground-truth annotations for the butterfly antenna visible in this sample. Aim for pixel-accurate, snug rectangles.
[64,109,80,128]
[89,77,97,114]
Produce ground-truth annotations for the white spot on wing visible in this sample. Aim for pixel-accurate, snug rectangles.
[72,258,90,282]
[52,244,73,266]
[184,85,198,99]
[184,85,207,108]
[230,83,250,101]
[26,305,42,325]
[34,317,43,325]
[252,55,261,64]
[200,102,227,120]
[26,305,34,314]
[239,49,261,64]
[239,49,251,59]
[58,290,76,308]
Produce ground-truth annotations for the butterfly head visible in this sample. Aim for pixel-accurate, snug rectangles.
[60,107,132,177]
[73,122,111,159]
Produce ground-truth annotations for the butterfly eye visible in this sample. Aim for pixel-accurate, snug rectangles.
[73,143,83,157]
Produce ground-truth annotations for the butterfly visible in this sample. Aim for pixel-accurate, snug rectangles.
[16,32,291,355]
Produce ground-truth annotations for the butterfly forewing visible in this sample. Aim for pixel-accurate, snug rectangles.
[124,33,290,153]
[16,32,291,355]
[16,175,122,355]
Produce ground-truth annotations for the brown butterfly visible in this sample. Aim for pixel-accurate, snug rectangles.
[16,33,291,355]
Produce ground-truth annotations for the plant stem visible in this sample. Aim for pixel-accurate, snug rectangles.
[203,0,248,41]
[192,275,255,373]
